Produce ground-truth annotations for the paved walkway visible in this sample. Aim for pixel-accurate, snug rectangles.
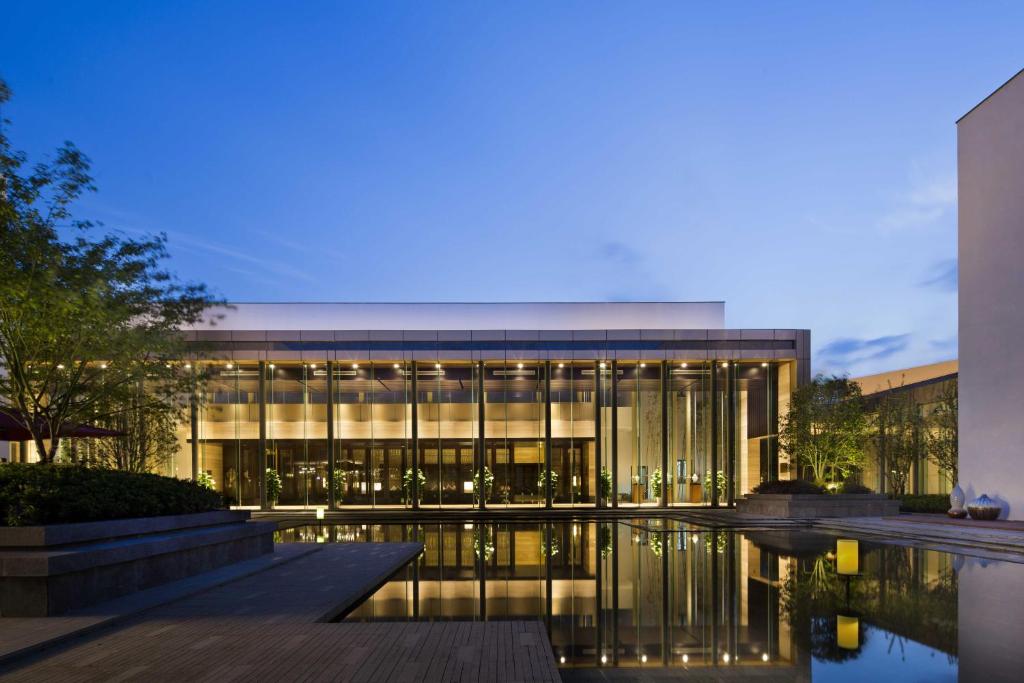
[0,541,558,682]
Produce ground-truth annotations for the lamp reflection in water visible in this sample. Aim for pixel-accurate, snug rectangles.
[836,539,860,650]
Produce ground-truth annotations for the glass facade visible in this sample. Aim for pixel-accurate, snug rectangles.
[180,348,797,510]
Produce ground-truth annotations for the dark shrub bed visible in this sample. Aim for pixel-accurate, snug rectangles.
[752,479,825,495]
[839,481,875,494]
[0,464,224,526]
[896,494,949,514]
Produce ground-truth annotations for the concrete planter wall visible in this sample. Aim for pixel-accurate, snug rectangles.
[0,511,275,617]
[735,493,901,519]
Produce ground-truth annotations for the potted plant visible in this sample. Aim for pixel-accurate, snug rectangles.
[331,468,346,505]
[402,467,426,506]
[650,468,672,504]
[195,471,215,490]
[472,466,494,505]
[537,469,559,498]
[265,467,282,507]
[704,469,727,502]
[599,467,613,506]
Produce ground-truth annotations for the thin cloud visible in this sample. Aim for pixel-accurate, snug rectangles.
[920,258,957,292]
[598,241,643,265]
[166,230,318,285]
[817,334,911,369]
[878,175,956,232]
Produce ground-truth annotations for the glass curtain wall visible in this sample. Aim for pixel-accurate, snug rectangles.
[196,362,260,506]
[332,361,409,508]
[617,363,663,506]
[266,362,327,508]
[484,360,545,507]
[668,362,712,505]
[419,362,477,508]
[550,362,595,506]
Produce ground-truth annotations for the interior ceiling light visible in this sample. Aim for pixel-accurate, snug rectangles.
[681,362,688,368]
[393,363,400,369]
[640,362,646,368]
[352,363,359,369]
[761,362,769,367]
[435,363,442,369]
[226,363,233,369]
[517,362,524,369]
[558,363,565,368]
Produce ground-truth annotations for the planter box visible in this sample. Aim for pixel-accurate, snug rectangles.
[735,493,900,519]
[0,511,275,617]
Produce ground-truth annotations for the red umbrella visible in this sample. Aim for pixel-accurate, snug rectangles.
[0,409,124,441]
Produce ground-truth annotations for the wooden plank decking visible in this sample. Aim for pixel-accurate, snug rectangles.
[0,542,559,682]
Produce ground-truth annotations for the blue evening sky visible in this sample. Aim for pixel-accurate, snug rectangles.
[3,2,1023,375]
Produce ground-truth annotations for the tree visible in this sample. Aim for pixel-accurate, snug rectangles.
[89,392,181,473]
[873,385,924,497]
[0,79,221,463]
[779,375,869,486]
[926,378,958,485]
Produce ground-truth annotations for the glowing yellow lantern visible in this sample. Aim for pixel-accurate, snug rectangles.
[836,539,859,575]
[316,507,325,520]
[837,615,859,650]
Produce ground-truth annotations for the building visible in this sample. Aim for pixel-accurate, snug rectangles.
[170,302,809,510]
[854,360,958,496]
[958,68,1024,520]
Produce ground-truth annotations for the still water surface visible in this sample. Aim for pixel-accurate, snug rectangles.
[279,519,1024,681]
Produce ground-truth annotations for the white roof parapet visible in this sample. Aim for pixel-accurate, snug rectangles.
[191,302,726,331]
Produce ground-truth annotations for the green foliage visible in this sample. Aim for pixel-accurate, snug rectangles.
[472,466,494,504]
[839,480,874,494]
[704,469,727,500]
[926,378,958,485]
[195,471,215,490]
[896,494,949,514]
[331,468,346,503]
[0,78,222,464]
[650,468,672,498]
[0,463,223,526]
[752,479,825,495]
[537,469,558,494]
[265,467,282,502]
[599,467,612,502]
[873,385,925,497]
[402,468,425,505]
[89,393,180,473]
[779,375,869,486]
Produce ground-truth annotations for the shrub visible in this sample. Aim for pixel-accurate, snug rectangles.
[0,464,224,526]
[752,479,825,495]
[839,481,874,494]
[896,494,949,514]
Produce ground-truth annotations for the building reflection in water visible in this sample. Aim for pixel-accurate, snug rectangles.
[278,521,962,677]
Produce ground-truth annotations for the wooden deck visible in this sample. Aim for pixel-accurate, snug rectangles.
[0,542,558,682]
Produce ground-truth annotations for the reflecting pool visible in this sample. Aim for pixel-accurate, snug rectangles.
[278,519,1023,680]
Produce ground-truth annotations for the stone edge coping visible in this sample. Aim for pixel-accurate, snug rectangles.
[315,541,425,623]
[0,521,277,576]
[735,494,894,501]
[0,544,321,668]
[0,511,251,548]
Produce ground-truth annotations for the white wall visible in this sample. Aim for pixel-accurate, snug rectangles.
[189,301,726,331]
[958,69,1024,519]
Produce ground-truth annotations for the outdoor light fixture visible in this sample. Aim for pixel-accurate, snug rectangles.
[269,363,275,369]
[183,363,190,369]
[100,363,108,369]
[57,364,64,369]
[600,655,607,664]
[682,654,689,663]
[837,615,859,650]
[640,655,647,664]
[315,508,325,520]
[560,657,566,664]
[761,653,769,662]
[836,539,859,575]
[723,653,730,663]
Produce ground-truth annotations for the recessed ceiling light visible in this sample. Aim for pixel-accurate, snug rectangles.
[309,363,317,369]
[435,363,442,369]
[599,362,606,369]
[352,363,359,369]
[720,361,728,367]
[558,363,565,368]
[393,363,400,369]
[681,362,688,368]
[640,362,646,368]
[269,363,275,369]
[761,362,769,367]
[517,363,524,369]
[226,363,233,369]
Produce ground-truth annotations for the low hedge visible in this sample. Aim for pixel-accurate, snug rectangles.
[752,479,825,495]
[839,481,875,494]
[896,493,949,514]
[0,464,224,526]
